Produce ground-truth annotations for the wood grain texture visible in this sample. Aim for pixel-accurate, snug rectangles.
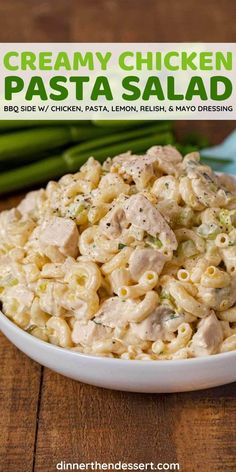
[0,334,42,472]
[0,1,236,471]
[34,369,178,470]
[0,0,235,42]
[33,372,236,472]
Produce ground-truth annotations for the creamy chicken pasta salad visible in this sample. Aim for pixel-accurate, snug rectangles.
[1,145,236,360]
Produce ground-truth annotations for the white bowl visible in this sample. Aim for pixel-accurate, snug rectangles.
[0,310,235,392]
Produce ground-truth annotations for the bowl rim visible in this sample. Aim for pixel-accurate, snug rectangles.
[1,309,236,367]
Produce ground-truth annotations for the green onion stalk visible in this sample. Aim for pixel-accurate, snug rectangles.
[0,125,125,164]
[0,131,173,195]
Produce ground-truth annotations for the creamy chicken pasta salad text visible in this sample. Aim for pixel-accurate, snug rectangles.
[1,146,236,360]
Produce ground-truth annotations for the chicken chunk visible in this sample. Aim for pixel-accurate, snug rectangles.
[99,205,128,239]
[123,194,177,249]
[72,320,112,345]
[18,190,45,218]
[147,145,182,175]
[113,152,158,189]
[0,208,35,247]
[94,297,137,328]
[182,155,231,208]
[39,216,79,257]
[129,248,166,281]
[191,178,229,208]
[130,305,183,341]
[197,280,236,311]
[182,153,212,179]
[94,291,159,327]
[189,312,223,357]
[130,308,163,341]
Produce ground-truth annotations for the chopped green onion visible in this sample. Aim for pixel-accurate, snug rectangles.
[176,208,194,227]
[146,236,163,249]
[160,291,176,306]
[219,209,236,228]
[118,243,126,250]
[197,223,221,240]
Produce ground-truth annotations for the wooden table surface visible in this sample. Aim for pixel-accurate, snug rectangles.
[0,1,236,471]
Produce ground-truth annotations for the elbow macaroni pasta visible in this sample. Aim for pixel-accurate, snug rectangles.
[1,146,236,360]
